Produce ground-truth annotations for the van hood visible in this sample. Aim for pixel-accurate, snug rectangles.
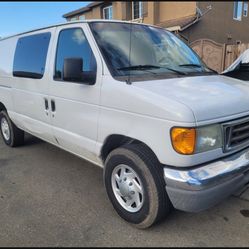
[133,75,249,123]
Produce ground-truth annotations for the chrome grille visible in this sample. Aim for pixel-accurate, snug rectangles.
[223,116,249,152]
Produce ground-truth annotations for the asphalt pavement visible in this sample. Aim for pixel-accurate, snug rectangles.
[0,134,248,247]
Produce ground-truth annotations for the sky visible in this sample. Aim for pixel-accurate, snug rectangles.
[0,1,90,38]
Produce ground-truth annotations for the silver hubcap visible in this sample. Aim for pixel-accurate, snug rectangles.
[1,118,10,141]
[111,164,144,213]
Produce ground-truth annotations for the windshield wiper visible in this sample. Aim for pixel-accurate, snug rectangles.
[162,66,187,75]
[117,64,186,75]
[179,63,218,74]
[117,65,160,70]
[179,63,202,68]
[117,65,159,75]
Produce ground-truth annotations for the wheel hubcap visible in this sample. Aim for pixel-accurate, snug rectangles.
[1,118,10,141]
[111,164,144,213]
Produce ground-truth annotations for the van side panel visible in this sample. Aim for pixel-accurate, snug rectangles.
[0,37,17,78]
[11,29,56,143]
[0,37,17,113]
[0,29,56,144]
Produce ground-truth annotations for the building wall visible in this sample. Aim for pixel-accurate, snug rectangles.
[143,2,157,24]
[112,1,124,20]
[83,11,93,19]
[182,1,249,44]
[67,10,92,20]
[66,1,197,26]
[92,5,102,19]
[158,1,196,23]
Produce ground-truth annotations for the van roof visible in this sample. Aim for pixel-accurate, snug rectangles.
[0,19,159,41]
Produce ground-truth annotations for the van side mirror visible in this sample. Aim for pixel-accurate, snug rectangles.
[63,58,83,82]
[62,58,96,85]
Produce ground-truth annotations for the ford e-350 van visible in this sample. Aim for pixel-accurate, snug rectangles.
[0,20,249,228]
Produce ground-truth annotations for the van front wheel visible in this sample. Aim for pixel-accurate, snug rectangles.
[0,111,24,147]
[104,143,171,229]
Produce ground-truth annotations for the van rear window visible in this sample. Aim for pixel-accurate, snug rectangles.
[13,32,51,79]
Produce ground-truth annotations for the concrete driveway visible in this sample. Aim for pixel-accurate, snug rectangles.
[0,134,248,247]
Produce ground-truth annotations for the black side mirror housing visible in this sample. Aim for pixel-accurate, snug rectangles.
[63,58,96,85]
[63,58,83,82]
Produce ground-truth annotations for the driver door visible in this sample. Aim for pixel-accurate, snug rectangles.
[47,23,102,162]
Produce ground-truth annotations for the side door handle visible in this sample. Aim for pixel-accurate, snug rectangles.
[51,100,56,117]
[44,98,49,116]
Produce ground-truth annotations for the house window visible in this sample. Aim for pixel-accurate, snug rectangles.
[233,1,243,20]
[79,15,85,20]
[103,5,113,19]
[133,1,143,19]
[244,2,248,17]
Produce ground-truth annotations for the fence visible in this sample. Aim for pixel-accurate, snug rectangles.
[190,39,249,73]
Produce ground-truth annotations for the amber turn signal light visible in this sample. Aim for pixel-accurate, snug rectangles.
[171,127,196,155]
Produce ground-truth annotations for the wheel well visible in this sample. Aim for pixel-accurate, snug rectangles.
[0,102,6,112]
[100,134,158,163]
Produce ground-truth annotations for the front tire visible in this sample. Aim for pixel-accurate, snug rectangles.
[0,110,24,147]
[104,143,171,229]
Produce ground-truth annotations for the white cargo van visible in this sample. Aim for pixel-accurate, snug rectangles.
[0,20,249,228]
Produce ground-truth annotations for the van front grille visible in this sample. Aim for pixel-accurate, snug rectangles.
[224,116,249,152]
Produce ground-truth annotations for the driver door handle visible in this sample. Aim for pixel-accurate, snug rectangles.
[44,98,49,116]
[51,100,56,117]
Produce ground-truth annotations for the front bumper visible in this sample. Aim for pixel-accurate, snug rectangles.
[164,147,249,212]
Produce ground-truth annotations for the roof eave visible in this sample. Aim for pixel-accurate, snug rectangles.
[63,1,104,18]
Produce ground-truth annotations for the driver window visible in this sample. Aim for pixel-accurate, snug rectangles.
[54,28,97,82]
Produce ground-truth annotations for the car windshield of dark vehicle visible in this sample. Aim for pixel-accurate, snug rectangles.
[223,62,249,81]
[90,22,214,81]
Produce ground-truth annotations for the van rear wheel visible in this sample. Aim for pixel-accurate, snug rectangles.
[104,143,171,229]
[0,111,24,147]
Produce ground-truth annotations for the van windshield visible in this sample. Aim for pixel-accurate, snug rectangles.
[89,22,214,81]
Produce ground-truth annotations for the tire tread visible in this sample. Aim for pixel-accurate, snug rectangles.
[121,143,171,225]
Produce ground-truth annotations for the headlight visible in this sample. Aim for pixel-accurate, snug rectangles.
[171,124,222,155]
[195,124,222,153]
